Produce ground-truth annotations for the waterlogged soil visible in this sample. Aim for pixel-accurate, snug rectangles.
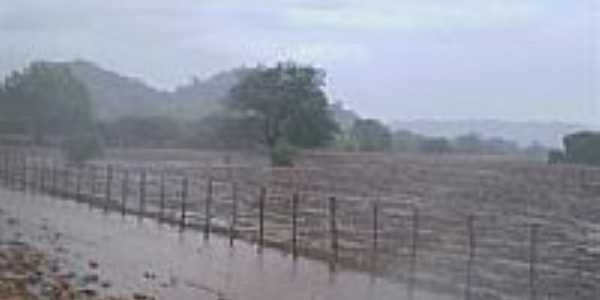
[0,188,454,300]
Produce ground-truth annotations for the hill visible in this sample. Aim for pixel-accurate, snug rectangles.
[59,60,250,121]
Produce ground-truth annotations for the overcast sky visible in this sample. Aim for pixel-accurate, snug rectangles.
[0,0,598,124]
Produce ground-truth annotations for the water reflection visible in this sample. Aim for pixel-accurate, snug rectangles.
[0,188,455,300]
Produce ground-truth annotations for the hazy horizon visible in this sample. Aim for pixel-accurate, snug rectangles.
[1,0,598,124]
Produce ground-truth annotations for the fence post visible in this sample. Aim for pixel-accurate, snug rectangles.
[205,178,214,239]
[139,170,146,216]
[159,172,165,220]
[408,206,420,300]
[258,186,265,247]
[329,196,338,263]
[91,165,97,201]
[373,201,379,252]
[229,182,238,247]
[529,223,539,300]
[465,215,476,300]
[121,169,129,216]
[40,160,46,192]
[180,176,188,229]
[292,192,299,258]
[76,165,82,200]
[21,156,27,191]
[1,151,6,184]
[63,164,70,196]
[51,161,57,194]
[104,165,113,213]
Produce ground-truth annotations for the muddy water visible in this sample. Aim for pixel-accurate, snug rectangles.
[0,188,454,300]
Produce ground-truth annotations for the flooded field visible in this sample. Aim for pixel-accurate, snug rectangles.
[0,187,453,300]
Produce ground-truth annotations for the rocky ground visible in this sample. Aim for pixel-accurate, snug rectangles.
[0,242,161,300]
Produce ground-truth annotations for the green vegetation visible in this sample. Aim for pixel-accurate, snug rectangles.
[552,131,600,166]
[350,119,392,151]
[227,62,339,165]
[0,60,555,164]
[0,62,101,162]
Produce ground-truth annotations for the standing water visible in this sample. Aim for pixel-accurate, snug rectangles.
[0,187,454,300]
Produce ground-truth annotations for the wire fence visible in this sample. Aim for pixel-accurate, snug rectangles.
[1,149,599,300]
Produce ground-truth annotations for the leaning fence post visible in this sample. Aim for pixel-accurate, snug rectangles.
[121,169,129,216]
[292,192,299,258]
[229,182,238,247]
[104,165,113,213]
[329,196,338,263]
[180,175,188,229]
[139,170,146,216]
[529,223,539,300]
[465,215,476,300]
[205,178,214,239]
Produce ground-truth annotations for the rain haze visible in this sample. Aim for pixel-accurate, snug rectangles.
[1,0,598,124]
[2,2,600,300]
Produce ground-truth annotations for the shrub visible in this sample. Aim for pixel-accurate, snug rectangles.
[62,133,103,164]
[270,140,296,167]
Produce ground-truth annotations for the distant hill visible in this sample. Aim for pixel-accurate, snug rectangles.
[57,60,251,121]
[58,61,358,128]
[390,119,592,148]
[64,61,171,120]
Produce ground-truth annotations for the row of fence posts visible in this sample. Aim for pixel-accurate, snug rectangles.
[0,154,549,300]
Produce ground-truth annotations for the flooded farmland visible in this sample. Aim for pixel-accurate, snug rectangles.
[0,187,454,300]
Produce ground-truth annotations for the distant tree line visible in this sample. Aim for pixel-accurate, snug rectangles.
[331,117,548,158]
[0,60,552,165]
[0,62,101,162]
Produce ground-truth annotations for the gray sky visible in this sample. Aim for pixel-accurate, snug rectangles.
[1,0,598,124]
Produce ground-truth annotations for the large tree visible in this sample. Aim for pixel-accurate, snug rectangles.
[227,62,339,163]
[1,62,94,144]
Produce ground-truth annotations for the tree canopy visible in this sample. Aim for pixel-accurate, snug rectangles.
[350,118,392,151]
[227,62,339,163]
[0,62,94,144]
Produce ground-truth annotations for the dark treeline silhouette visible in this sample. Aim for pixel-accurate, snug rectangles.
[549,131,600,166]
[1,60,554,164]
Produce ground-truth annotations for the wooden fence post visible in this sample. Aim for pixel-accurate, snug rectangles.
[90,165,97,201]
[408,206,420,300]
[51,161,57,194]
[63,164,70,196]
[104,165,113,213]
[139,170,146,215]
[180,175,188,229]
[40,160,46,192]
[121,169,129,216]
[292,192,299,258]
[159,172,165,220]
[329,196,338,263]
[205,179,214,239]
[1,151,7,184]
[465,215,476,300]
[529,223,539,300]
[373,201,379,252]
[76,165,82,200]
[229,182,238,247]
[258,186,265,247]
[21,156,27,191]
